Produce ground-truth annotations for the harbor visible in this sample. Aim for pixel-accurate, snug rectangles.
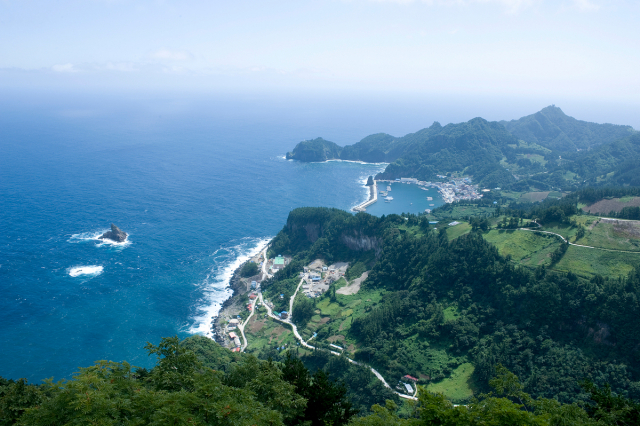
[353,176,483,216]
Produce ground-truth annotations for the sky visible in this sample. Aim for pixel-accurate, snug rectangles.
[1,0,639,121]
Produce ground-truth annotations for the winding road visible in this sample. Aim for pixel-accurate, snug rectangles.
[244,251,418,401]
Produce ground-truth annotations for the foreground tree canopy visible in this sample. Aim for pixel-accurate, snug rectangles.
[1,337,639,425]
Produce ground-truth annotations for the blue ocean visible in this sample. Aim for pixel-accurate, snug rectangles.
[0,91,479,382]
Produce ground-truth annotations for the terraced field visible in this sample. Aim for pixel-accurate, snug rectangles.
[482,229,561,267]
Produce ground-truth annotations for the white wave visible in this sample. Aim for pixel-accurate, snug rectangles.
[68,230,131,249]
[188,236,272,339]
[69,265,103,277]
[325,159,390,165]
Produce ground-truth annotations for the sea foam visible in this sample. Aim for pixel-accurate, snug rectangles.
[68,265,104,277]
[188,236,272,339]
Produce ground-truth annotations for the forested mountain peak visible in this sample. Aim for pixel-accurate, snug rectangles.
[501,105,635,152]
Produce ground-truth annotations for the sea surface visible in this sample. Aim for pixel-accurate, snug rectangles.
[365,182,444,217]
[1,91,460,382]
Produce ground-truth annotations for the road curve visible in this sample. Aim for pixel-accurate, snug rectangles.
[518,226,640,254]
[257,289,417,400]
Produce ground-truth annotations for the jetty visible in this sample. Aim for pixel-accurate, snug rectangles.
[353,180,378,212]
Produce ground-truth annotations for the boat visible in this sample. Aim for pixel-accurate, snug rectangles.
[427,197,433,201]
[385,196,393,202]
[386,186,391,191]
[429,203,434,206]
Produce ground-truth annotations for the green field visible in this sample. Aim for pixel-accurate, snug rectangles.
[244,306,298,353]
[482,229,561,267]
[553,245,640,278]
[520,191,550,203]
[445,222,471,240]
[517,153,547,165]
[426,363,476,403]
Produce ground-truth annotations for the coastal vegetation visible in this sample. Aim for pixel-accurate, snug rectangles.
[240,261,259,278]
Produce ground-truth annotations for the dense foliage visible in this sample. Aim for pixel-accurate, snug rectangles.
[287,106,638,192]
[500,105,635,152]
[240,261,259,277]
[4,343,639,425]
[264,206,640,408]
[285,137,342,162]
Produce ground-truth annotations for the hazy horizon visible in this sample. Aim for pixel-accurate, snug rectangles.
[2,1,639,106]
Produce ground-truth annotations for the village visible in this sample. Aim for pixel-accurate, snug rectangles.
[213,246,423,399]
[376,176,484,204]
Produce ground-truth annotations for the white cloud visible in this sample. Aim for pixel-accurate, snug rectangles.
[571,0,599,11]
[105,62,138,72]
[364,0,611,13]
[151,49,194,61]
[51,63,78,73]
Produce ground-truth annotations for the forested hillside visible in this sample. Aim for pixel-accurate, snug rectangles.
[260,206,640,407]
[4,204,640,424]
[569,133,640,186]
[286,107,638,193]
[377,118,516,187]
[500,105,635,152]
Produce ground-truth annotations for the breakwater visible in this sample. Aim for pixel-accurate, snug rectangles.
[352,180,378,212]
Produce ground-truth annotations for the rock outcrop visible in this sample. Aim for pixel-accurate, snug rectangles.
[99,224,128,243]
[366,176,374,186]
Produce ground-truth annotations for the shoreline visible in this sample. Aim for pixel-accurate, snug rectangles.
[209,242,271,348]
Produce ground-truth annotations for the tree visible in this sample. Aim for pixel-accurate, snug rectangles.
[240,261,259,277]
[145,335,200,391]
[280,352,357,426]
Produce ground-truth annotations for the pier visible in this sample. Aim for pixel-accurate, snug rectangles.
[352,180,378,212]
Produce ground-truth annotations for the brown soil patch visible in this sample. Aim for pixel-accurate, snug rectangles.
[327,335,345,343]
[249,319,266,334]
[612,220,640,239]
[319,317,331,324]
[348,344,355,352]
[585,197,640,214]
[337,271,368,295]
[268,326,289,343]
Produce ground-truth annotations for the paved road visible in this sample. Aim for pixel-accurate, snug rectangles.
[246,242,416,399]
[239,295,257,352]
[239,244,271,352]
[257,288,417,400]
